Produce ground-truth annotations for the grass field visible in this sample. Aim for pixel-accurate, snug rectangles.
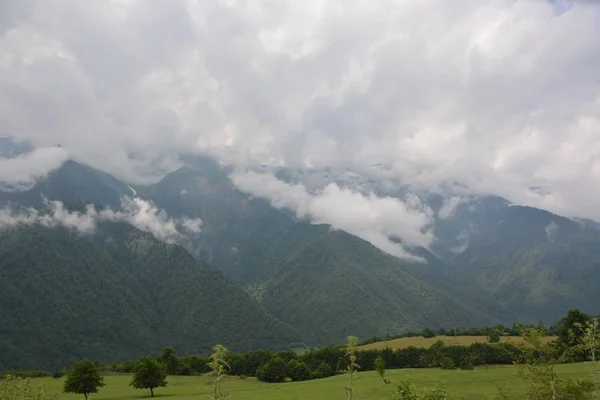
[358,335,558,351]
[28,363,593,400]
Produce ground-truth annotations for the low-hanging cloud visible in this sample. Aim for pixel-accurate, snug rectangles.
[0,146,69,191]
[0,197,202,245]
[231,170,434,260]
[1,1,600,221]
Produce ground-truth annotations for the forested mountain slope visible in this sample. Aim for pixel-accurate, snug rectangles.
[0,223,300,371]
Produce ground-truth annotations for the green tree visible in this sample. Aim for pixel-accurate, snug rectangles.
[557,309,592,349]
[206,345,230,399]
[287,360,310,382]
[1,375,57,400]
[509,327,598,400]
[344,336,362,400]
[439,356,455,370]
[393,380,448,400]
[374,355,390,384]
[130,357,167,397]
[257,357,288,383]
[488,331,501,343]
[157,346,179,375]
[63,360,105,400]
[311,362,334,379]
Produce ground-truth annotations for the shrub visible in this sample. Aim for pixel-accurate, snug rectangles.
[288,360,310,382]
[488,332,501,343]
[439,356,456,370]
[239,375,248,380]
[51,371,65,379]
[257,357,288,383]
[393,380,449,400]
[459,358,474,371]
[310,362,335,380]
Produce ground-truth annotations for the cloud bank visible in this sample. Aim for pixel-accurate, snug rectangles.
[231,170,433,260]
[0,197,202,245]
[1,0,600,221]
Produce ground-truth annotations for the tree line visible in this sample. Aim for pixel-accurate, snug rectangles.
[3,309,599,400]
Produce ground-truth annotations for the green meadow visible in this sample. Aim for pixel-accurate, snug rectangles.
[31,363,594,400]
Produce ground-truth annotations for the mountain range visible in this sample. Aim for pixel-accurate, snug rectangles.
[1,154,599,370]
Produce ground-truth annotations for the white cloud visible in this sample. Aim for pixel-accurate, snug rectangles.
[0,197,202,244]
[0,147,69,190]
[545,220,559,243]
[0,0,600,221]
[231,170,433,260]
[438,196,470,220]
[450,230,471,254]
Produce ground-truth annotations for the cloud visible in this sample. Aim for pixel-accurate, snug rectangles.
[438,196,471,220]
[450,230,471,254]
[231,170,433,260]
[0,146,69,190]
[1,1,600,220]
[545,220,559,243]
[0,197,202,244]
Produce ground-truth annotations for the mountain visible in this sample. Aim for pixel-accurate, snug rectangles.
[2,156,600,371]
[430,199,600,323]
[0,223,300,371]
[0,160,131,209]
[140,159,509,342]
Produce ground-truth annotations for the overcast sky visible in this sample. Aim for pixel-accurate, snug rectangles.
[1,0,600,228]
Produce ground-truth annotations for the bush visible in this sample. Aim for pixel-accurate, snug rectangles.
[257,357,288,383]
[420,328,437,339]
[394,380,449,400]
[52,371,65,379]
[439,356,456,370]
[459,358,474,371]
[239,375,248,380]
[310,361,334,380]
[488,332,501,343]
[288,360,310,382]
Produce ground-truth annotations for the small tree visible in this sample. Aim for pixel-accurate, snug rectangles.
[288,360,310,382]
[1,375,57,400]
[374,355,390,384]
[157,346,180,375]
[257,357,288,382]
[439,356,456,371]
[488,331,501,343]
[393,380,448,400]
[206,345,230,400]
[63,360,105,400]
[344,336,362,400]
[130,357,167,397]
[506,327,599,400]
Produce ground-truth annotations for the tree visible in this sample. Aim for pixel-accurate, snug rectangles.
[157,346,179,375]
[393,380,448,400]
[439,356,456,370]
[344,336,362,400]
[311,362,334,379]
[557,309,592,349]
[130,357,167,397]
[507,327,598,400]
[488,331,501,343]
[374,355,390,384]
[288,360,310,382]
[206,345,230,399]
[257,357,288,383]
[63,360,105,400]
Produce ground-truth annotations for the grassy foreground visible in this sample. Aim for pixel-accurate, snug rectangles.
[31,363,592,400]
[358,335,558,351]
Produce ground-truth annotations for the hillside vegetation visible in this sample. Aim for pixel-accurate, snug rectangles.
[358,335,558,351]
[0,224,300,371]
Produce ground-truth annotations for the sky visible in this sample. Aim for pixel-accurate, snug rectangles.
[1,0,600,256]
